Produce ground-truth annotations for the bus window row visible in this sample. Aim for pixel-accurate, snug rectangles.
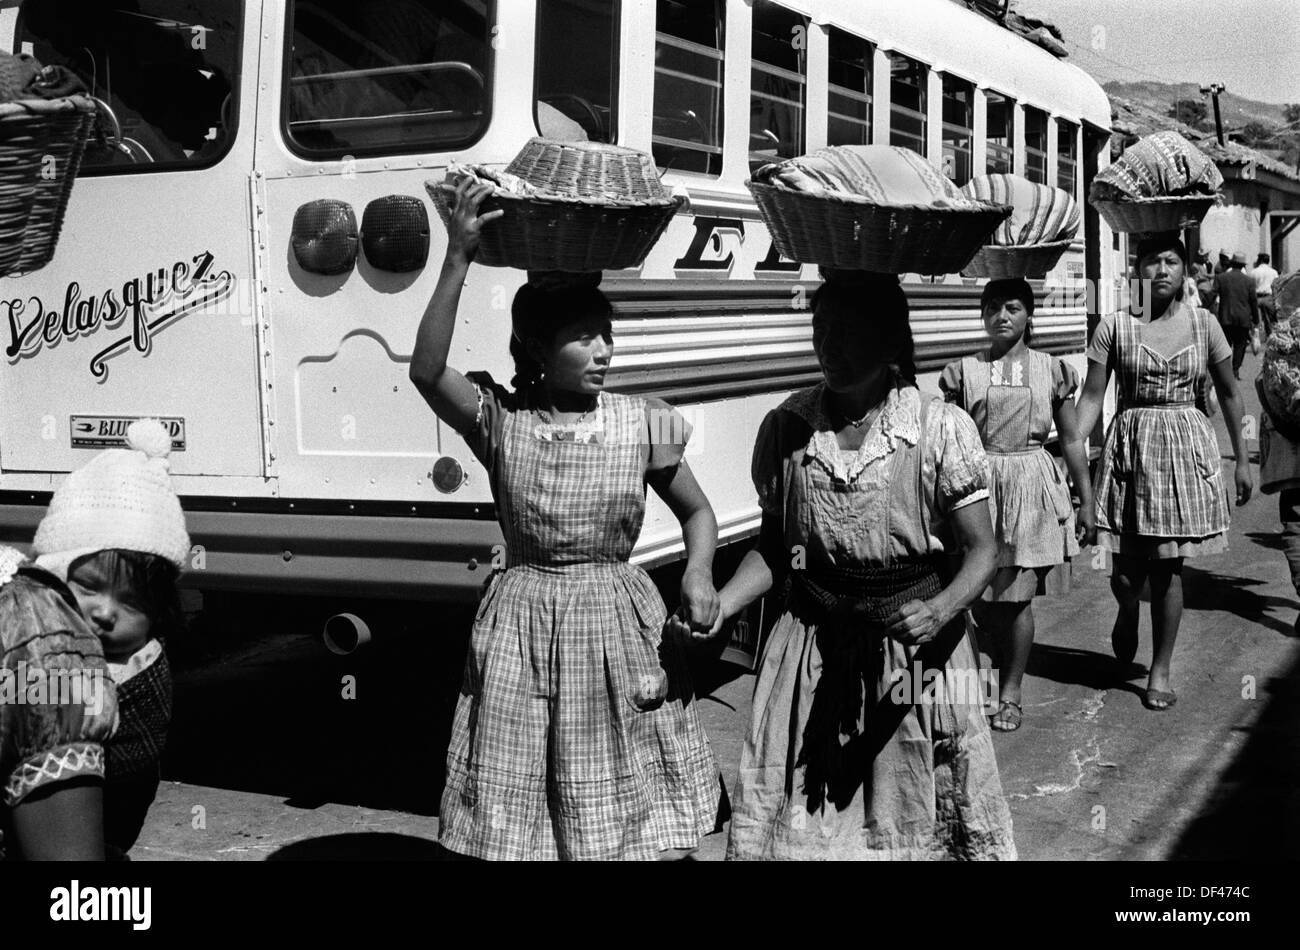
[268,0,1081,199]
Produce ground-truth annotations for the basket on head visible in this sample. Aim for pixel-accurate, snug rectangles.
[959,173,1079,278]
[747,145,1011,275]
[749,182,1010,274]
[0,95,96,277]
[961,241,1076,280]
[1092,195,1217,235]
[430,138,682,272]
[1089,131,1222,235]
[505,138,670,203]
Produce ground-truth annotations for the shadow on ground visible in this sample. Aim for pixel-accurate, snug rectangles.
[1182,566,1299,640]
[164,593,476,816]
[163,589,740,820]
[1164,643,1300,859]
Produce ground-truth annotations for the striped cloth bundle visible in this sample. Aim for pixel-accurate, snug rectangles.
[753,145,983,209]
[961,173,1079,246]
[1090,131,1223,202]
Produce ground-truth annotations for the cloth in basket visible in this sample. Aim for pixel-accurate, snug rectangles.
[1090,131,1222,202]
[0,51,86,101]
[443,162,675,207]
[961,173,1079,245]
[752,145,983,209]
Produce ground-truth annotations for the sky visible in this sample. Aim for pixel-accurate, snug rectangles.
[1015,0,1300,105]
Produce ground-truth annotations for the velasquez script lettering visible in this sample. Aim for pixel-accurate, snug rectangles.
[4,251,234,380]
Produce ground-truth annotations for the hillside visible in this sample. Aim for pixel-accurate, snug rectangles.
[1101,81,1287,130]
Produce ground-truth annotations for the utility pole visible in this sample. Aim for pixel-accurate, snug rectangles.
[1200,82,1226,145]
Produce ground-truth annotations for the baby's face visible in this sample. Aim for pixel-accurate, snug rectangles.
[67,558,152,663]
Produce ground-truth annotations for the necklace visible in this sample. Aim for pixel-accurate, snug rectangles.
[535,396,599,426]
[838,403,882,429]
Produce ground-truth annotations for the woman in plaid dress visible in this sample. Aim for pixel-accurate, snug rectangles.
[410,180,724,860]
[1075,234,1253,711]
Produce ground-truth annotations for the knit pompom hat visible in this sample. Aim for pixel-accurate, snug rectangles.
[33,419,190,580]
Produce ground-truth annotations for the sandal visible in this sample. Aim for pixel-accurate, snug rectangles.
[990,700,1023,732]
[1143,688,1177,711]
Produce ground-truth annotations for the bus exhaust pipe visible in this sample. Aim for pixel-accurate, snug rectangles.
[323,613,372,655]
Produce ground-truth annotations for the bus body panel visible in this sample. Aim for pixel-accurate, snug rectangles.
[0,0,1115,599]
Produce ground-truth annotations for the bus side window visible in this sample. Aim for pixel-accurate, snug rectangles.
[1057,118,1077,195]
[1024,105,1048,184]
[285,0,492,159]
[652,0,724,176]
[534,0,619,143]
[827,27,871,147]
[941,74,974,185]
[986,89,1014,174]
[18,0,241,172]
[888,53,927,157]
[748,0,806,173]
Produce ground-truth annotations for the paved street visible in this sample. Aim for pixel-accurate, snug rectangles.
[134,351,1300,860]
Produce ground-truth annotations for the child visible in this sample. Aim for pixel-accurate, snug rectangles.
[31,418,190,857]
[413,179,724,860]
[0,546,117,860]
[940,278,1094,731]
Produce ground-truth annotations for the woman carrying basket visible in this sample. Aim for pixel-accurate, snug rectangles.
[707,274,1016,860]
[1075,233,1253,711]
[410,180,724,860]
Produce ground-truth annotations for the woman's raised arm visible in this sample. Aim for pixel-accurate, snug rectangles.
[410,180,504,433]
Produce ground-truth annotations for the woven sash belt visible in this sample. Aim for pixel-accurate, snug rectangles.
[788,557,946,627]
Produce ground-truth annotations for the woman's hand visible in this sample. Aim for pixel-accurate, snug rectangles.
[886,598,952,645]
[430,177,503,264]
[1076,506,1097,546]
[1235,459,1254,506]
[666,567,722,641]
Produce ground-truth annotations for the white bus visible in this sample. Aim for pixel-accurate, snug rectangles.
[0,0,1118,615]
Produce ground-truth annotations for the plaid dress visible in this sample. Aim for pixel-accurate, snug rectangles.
[439,376,722,860]
[1092,306,1230,555]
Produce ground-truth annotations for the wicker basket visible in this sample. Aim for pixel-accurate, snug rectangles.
[431,184,684,271]
[1093,195,1217,235]
[747,181,1011,274]
[961,240,1075,279]
[505,138,669,203]
[0,95,96,277]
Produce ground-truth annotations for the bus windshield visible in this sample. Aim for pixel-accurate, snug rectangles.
[17,0,242,173]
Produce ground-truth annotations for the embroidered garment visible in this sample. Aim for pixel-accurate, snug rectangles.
[439,374,721,861]
[940,348,1079,602]
[728,383,1016,861]
[0,550,117,858]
